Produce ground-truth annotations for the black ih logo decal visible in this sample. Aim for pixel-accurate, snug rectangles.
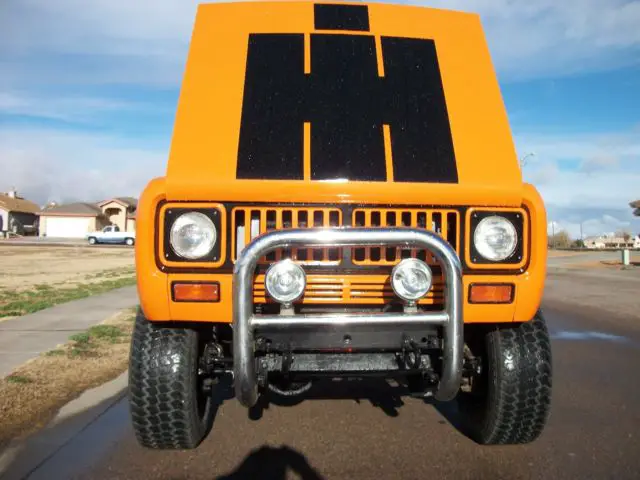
[236,4,458,183]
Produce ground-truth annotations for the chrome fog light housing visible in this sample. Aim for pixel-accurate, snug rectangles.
[391,258,433,302]
[264,259,306,304]
[169,211,217,259]
[473,215,518,261]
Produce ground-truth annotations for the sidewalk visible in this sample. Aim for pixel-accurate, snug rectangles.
[0,286,138,377]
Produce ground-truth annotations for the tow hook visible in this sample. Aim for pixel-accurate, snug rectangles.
[402,337,422,370]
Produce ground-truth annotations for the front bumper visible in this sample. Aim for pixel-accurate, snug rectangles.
[232,227,463,407]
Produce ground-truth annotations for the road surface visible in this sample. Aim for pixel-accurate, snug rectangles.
[3,299,639,480]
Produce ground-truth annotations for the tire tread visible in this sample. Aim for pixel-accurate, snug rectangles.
[461,312,553,445]
[128,311,211,449]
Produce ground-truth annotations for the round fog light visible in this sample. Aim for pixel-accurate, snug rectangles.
[265,259,306,304]
[391,258,433,302]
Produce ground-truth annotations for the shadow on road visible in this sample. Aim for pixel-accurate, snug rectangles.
[248,377,407,419]
[243,377,477,443]
[216,445,325,480]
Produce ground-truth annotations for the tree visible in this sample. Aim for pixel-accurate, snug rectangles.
[615,230,632,242]
[630,200,640,217]
[548,230,571,248]
[572,239,585,248]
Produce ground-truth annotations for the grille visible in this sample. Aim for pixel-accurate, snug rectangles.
[352,208,460,266]
[253,274,445,305]
[231,206,460,267]
[232,207,342,264]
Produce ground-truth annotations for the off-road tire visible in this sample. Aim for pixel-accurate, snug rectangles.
[457,311,552,445]
[129,310,214,449]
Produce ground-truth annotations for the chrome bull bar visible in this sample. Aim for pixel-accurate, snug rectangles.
[233,227,463,407]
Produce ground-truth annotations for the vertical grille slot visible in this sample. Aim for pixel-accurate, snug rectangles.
[351,208,460,266]
[447,212,458,250]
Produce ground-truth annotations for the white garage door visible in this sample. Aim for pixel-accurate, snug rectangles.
[45,217,93,238]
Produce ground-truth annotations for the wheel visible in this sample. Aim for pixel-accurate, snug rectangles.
[88,237,97,245]
[128,310,215,449]
[457,311,552,445]
[125,237,135,246]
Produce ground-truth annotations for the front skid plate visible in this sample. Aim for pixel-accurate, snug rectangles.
[261,352,430,374]
[255,324,440,351]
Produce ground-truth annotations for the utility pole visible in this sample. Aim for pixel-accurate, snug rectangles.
[551,221,556,249]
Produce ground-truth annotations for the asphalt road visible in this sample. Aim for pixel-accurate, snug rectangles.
[5,300,637,480]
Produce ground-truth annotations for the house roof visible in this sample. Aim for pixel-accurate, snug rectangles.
[97,197,138,209]
[38,202,103,217]
[0,193,40,214]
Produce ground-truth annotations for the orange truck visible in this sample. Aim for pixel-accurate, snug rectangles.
[129,1,552,449]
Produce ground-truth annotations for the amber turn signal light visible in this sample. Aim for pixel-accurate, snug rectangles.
[469,284,514,304]
[172,282,220,302]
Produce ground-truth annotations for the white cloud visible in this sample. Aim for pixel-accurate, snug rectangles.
[518,129,640,210]
[0,91,168,123]
[1,0,639,88]
[580,154,619,174]
[549,214,636,239]
[519,128,640,237]
[0,128,166,205]
[516,129,640,163]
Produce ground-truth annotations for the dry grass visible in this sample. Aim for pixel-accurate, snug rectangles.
[0,245,134,292]
[0,245,136,318]
[0,309,136,448]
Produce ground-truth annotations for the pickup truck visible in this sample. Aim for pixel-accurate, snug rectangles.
[129,1,552,450]
[86,225,135,246]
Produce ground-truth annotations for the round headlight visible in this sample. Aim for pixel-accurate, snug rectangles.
[391,258,433,302]
[169,212,217,259]
[265,259,306,304]
[473,215,518,261]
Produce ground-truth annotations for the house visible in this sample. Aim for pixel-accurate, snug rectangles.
[606,235,640,249]
[38,197,137,238]
[96,197,137,233]
[0,189,40,236]
[584,234,640,249]
[584,236,606,249]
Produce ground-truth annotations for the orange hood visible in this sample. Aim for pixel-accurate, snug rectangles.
[165,1,523,206]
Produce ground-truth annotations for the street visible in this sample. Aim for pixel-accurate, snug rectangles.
[2,298,637,480]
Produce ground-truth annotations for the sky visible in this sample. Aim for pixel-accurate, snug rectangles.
[1,0,639,239]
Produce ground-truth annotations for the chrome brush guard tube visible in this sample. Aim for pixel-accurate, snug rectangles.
[233,228,463,407]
